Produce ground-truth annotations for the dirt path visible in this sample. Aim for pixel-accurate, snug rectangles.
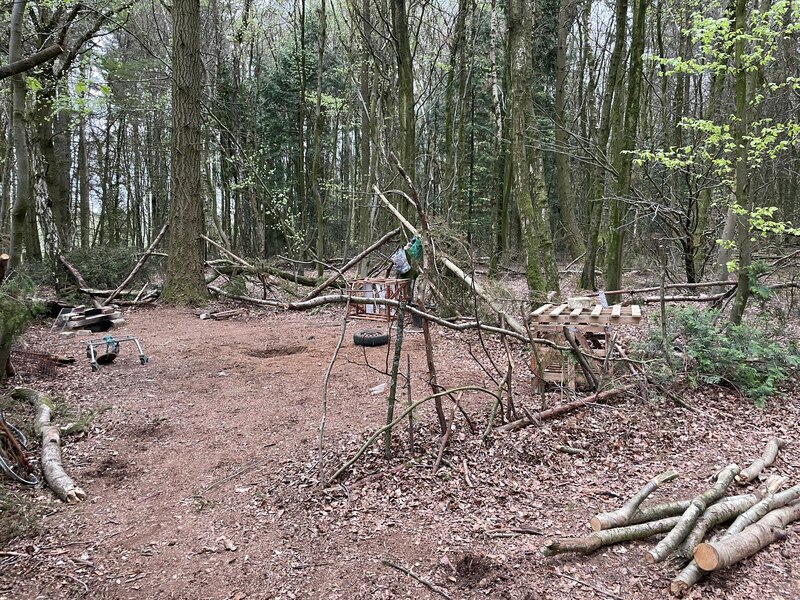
[2,306,800,599]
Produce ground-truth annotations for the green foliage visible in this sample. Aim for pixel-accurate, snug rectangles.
[0,276,42,342]
[62,246,155,291]
[224,274,249,297]
[638,307,800,406]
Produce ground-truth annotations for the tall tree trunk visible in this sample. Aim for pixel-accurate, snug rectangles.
[8,0,31,270]
[729,0,752,324]
[554,0,584,259]
[392,0,416,218]
[604,0,648,299]
[442,0,469,218]
[311,0,327,277]
[507,0,559,298]
[579,0,628,290]
[34,89,73,253]
[78,111,90,249]
[163,0,207,304]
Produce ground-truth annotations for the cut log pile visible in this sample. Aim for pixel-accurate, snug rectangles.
[54,305,124,334]
[541,437,799,595]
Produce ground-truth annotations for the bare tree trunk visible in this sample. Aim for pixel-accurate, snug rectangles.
[163,0,207,304]
[8,0,31,271]
[554,0,584,260]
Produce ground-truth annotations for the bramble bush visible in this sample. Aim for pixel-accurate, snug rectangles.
[637,306,800,406]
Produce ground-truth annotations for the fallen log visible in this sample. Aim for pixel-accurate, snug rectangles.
[693,498,800,573]
[202,235,319,286]
[11,388,86,503]
[585,281,738,297]
[103,222,168,306]
[542,516,681,556]
[590,469,679,531]
[671,478,788,595]
[676,492,762,558]
[495,384,638,433]
[627,500,692,525]
[736,437,786,485]
[646,463,740,564]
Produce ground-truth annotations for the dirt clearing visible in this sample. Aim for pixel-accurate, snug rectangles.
[1,305,799,599]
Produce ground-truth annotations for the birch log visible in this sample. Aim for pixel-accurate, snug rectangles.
[646,464,739,563]
[736,437,786,485]
[11,388,86,503]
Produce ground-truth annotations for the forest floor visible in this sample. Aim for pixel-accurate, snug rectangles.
[1,291,799,599]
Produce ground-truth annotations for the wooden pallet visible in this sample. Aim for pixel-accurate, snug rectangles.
[530,303,642,326]
[347,277,410,322]
[529,302,643,391]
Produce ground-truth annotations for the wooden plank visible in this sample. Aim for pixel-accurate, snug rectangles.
[532,304,553,317]
[631,305,642,318]
[570,307,584,317]
[549,304,568,317]
[590,305,603,317]
[611,304,622,318]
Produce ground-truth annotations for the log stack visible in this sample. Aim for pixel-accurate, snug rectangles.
[540,438,799,595]
[54,305,124,334]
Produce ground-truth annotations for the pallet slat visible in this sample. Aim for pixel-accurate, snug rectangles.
[590,304,603,317]
[532,303,553,316]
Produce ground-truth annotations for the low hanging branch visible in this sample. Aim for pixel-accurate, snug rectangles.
[209,287,541,344]
[736,437,786,485]
[302,227,402,301]
[103,223,168,305]
[542,516,681,557]
[646,464,740,564]
[11,388,86,503]
[58,255,101,309]
[590,469,679,531]
[372,184,527,337]
[495,384,637,433]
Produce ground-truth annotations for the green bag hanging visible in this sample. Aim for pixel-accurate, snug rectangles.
[406,237,423,261]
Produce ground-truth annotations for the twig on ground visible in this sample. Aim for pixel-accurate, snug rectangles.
[381,559,453,600]
[556,570,623,600]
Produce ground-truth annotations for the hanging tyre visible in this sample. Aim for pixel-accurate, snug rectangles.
[353,329,389,347]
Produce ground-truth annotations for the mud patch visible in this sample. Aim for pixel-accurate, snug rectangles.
[245,346,306,358]
[454,551,496,588]
[128,420,172,439]
[87,456,132,484]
